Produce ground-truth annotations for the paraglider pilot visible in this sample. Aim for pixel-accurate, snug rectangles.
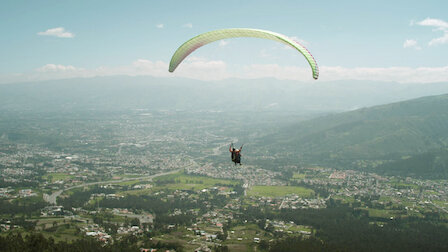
[229,143,243,165]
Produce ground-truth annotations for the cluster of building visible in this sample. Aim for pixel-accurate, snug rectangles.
[0,188,38,199]
[300,167,448,214]
[117,225,144,235]
[266,219,312,236]
[0,188,14,198]
[112,208,154,224]
[83,224,112,243]
[41,205,67,216]
[0,221,19,232]
[19,189,37,197]
[279,195,326,209]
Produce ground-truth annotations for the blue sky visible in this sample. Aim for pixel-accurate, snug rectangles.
[1,0,447,83]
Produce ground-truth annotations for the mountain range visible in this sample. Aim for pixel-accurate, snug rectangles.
[1,76,448,114]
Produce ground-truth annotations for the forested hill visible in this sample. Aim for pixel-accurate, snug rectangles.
[262,93,448,178]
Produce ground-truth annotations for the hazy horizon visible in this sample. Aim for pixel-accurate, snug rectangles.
[1,75,448,115]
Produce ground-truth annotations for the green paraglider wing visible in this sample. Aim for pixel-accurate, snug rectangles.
[169,28,319,80]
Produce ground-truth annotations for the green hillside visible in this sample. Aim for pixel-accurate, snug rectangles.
[262,94,448,178]
[375,149,448,178]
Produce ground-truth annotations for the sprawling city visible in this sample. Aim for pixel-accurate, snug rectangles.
[1,110,447,251]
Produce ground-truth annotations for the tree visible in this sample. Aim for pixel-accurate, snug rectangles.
[130,217,140,227]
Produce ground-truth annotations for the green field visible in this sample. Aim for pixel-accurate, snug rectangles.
[247,186,314,198]
[288,225,312,233]
[224,224,267,251]
[115,179,143,186]
[292,173,306,179]
[368,209,405,219]
[121,187,153,196]
[42,173,74,182]
[390,182,419,189]
[332,195,355,203]
[154,172,240,191]
[151,229,199,252]
[5,218,83,242]
[115,174,142,179]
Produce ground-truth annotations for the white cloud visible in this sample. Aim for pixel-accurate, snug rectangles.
[416,18,448,46]
[317,66,448,83]
[172,57,229,80]
[156,24,164,29]
[403,39,421,50]
[130,59,170,77]
[3,61,448,84]
[219,40,229,47]
[182,23,193,28]
[417,18,448,30]
[36,64,77,72]
[428,33,448,46]
[37,27,74,38]
[232,65,448,83]
[0,58,227,83]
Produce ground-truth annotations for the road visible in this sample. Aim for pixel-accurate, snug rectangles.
[43,169,181,205]
[430,202,448,214]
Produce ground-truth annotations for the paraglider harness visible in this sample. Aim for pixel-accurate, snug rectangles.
[230,143,243,165]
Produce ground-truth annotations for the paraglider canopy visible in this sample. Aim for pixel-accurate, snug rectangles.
[169,28,319,80]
